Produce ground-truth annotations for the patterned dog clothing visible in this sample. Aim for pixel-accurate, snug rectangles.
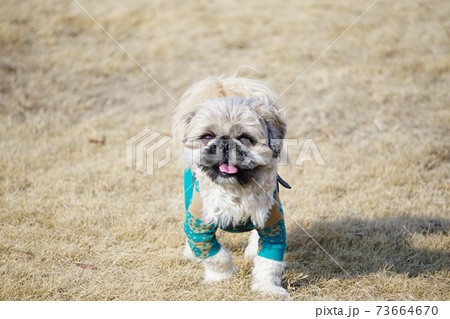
[183,168,287,261]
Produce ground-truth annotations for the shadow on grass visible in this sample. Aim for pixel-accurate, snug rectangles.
[285,215,449,286]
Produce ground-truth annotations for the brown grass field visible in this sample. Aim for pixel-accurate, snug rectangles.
[0,0,449,301]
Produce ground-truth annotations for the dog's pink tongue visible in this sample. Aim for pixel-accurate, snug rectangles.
[219,163,238,174]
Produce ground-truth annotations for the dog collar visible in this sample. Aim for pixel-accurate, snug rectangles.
[277,174,291,189]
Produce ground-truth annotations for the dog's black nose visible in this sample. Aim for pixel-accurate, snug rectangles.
[221,140,229,163]
[218,139,231,163]
[222,140,229,152]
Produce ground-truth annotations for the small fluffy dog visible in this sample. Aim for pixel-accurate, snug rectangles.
[172,75,289,297]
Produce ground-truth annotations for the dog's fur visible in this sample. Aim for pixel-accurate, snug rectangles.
[172,76,289,297]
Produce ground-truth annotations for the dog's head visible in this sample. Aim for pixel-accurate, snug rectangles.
[181,96,286,185]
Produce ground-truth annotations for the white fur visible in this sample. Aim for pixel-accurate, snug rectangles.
[194,166,277,229]
[183,240,197,261]
[202,245,237,283]
[251,255,289,298]
[172,76,279,145]
[174,76,289,297]
[184,241,236,282]
[244,230,260,259]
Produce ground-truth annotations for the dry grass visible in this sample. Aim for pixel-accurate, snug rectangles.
[0,0,449,300]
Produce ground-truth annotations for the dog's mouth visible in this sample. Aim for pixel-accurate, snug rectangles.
[218,163,238,175]
[201,163,259,185]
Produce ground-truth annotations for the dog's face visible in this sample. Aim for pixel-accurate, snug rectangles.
[182,96,286,185]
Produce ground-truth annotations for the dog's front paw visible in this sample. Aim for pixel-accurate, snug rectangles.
[251,255,290,298]
[183,240,197,261]
[202,245,237,283]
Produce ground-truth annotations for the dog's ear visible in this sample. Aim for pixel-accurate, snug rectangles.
[180,110,197,143]
[250,101,286,157]
[266,111,286,157]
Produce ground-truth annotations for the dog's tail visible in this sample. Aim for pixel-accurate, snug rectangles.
[180,75,278,108]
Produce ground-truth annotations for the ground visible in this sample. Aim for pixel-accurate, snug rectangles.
[0,0,449,300]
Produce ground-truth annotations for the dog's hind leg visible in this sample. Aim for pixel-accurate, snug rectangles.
[244,230,259,259]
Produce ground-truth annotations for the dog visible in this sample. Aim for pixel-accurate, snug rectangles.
[172,75,289,297]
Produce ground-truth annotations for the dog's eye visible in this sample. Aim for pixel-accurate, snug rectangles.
[238,135,255,145]
[200,134,215,143]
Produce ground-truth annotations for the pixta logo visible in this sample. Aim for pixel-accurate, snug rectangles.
[126,129,325,176]
[126,128,172,175]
